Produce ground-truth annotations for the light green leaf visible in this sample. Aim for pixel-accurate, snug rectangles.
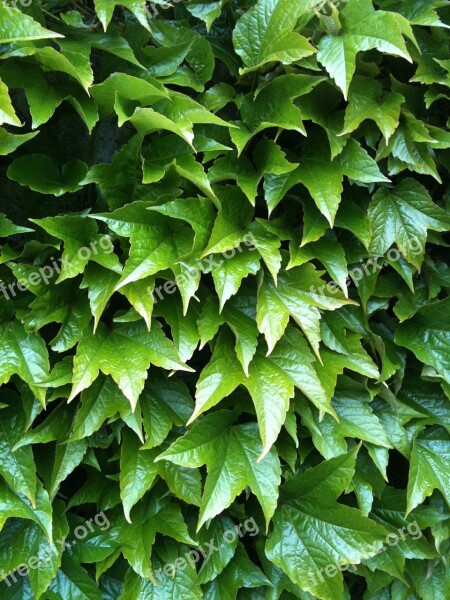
[69,320,193,409]
[340,75,404,142]
[396,300,450,384]
[266,448,387,600]
[233,0,315,74]
[407,427,450,515]
[0,3,63,42]
[369,179,450,269]
[317,0,415,98]
[0,321,49,404]
[94,0,150,30]
[157,411,281,530]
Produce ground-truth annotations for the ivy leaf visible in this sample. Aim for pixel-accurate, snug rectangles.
[31,215,121,282]
[210,246,260,311]
[340,75,404,142]
[0,76,21,127]
[69,320,193,410]
[116,494,197,579]
[192,327,332,457]
[81,134,144,210]
[257,265,353,357]
[0,3,62,42]
[156,410,281,531]
[90,73,168,121]
[0,213,33,237]
[0,403,37,505]
[238,74,324,145]
[0,478,53,541]
[268,131,388,225]
[369,178,450,269]
[0,321,49,404]
[141,371,193,450]
[246,327,333,458]
[8,155,88,197]
[0,502,67,599]
[49,438,88,500]
[297,378,391,460]
[93,201,194,290]
[93,0,150,30]
[195,516,239,585]
[198,294,258,376]
[70,375,143,443]
[120,429,201,522]
[203,543,271,598]
[233,0,315,74]
[187,0,224,32]
[0,128,39,156]
[120,539,202,599]
[266,448,387,600]
[395,299,450,385]
[49,554,103,600]
[288,237,349,297]
[317,0,415,98]
[81,264,120,332]
[407,427,450,515]
[0,61,98,130]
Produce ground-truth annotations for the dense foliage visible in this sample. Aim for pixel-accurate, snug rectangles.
[0,0,449,598]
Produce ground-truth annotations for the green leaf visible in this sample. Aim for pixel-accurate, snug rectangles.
[31,215,120,282]
[49,438,88,500]
[7,155,88,197]
[116,495,197,579]
[70,375,143,443]
[317,0,415,98]
[369,179,450,269]
[49,554,103,600]
[0,76,21,127]
[0,128,39,156]
[0,321,49,404]
[0,403,37,505]
[268,131,388,225]
[141,372,193,450]
[297,378,391,459]
[407,427,450,515]
[0,3,62,42]
[257,265,353,357]
[288,237,349,297]
[340,75,404,142]
[120,429,201,522]
[0,480,52,541]
[69,320,192,409]
[187,1,224,32]
[0,213,33,237]
[203,543,270,599]
[120,539,202,599]
[157,411,281,531]
[94,0,150,30]
[233,0,315,74]
[93,201,194,290]
[266,448,387,600]
[395,298,450,384]
[0,61,98,130]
